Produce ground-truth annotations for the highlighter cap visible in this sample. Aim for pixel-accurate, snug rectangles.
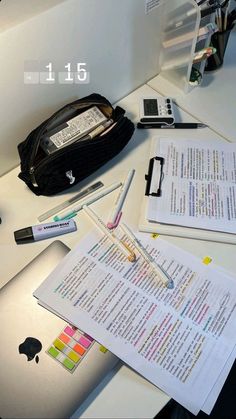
[14,227,34,244]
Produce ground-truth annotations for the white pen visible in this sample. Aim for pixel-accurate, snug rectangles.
[83,205,136,262]
[107,169,135,229]
[54,182,122,221]
[38,181,103,222]
[120,223,174,289]
[75,119,114,143]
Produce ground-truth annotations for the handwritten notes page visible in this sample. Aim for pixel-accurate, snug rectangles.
[34,230,236,414]
[147,139,236,234]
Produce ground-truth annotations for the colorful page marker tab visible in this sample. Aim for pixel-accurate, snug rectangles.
[99,345,108,353]
[47,324,95,373]
[151,233,159,239]
[203,256,212,265]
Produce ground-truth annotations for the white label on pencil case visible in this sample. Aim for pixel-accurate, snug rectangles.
[50,106,107,148]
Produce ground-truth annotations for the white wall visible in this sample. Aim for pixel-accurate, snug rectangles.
[0,0,67,32]
[0,0,163,175]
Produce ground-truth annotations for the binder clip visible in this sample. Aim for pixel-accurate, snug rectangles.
[145,157,164,197]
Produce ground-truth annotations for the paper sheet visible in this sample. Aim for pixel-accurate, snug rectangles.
[148,139,236,234]
[202,347,236,414]
[34,229,236,415]
[201,261,236,414]
[145,0,162,15]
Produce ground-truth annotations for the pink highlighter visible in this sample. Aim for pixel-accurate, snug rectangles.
[107,169,135,229]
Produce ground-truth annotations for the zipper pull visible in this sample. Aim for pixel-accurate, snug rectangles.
[29,166,38,187]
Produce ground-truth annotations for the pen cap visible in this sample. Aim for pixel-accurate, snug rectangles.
[14,227,34,244]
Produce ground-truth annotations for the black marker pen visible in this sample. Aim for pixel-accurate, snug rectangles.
[14,219,77,244]
[137,122,207,129]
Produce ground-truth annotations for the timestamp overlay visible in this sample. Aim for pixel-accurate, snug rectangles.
[24,60,90,84]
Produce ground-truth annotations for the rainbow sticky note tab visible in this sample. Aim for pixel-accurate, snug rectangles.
[47,325,95,373]
[99,345,108,353]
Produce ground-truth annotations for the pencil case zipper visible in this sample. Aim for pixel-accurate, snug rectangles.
[27,99,113,186]
[29,115,126,187]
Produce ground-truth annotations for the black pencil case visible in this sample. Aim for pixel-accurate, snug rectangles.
[17,93,135,196]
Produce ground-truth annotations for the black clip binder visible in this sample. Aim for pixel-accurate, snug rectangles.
[145,156,164,197]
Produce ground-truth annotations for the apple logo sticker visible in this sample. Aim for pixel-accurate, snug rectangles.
[19,337,42,363]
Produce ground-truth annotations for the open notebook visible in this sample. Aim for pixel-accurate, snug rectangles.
[0,240,119,419]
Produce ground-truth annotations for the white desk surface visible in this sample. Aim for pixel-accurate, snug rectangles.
[1,83,236,418]
[148,31,236,143]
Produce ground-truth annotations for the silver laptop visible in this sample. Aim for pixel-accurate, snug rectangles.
[0,240,119,419]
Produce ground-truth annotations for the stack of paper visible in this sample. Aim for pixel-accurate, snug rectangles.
[34,228,236,415]
[139,138,236,244]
